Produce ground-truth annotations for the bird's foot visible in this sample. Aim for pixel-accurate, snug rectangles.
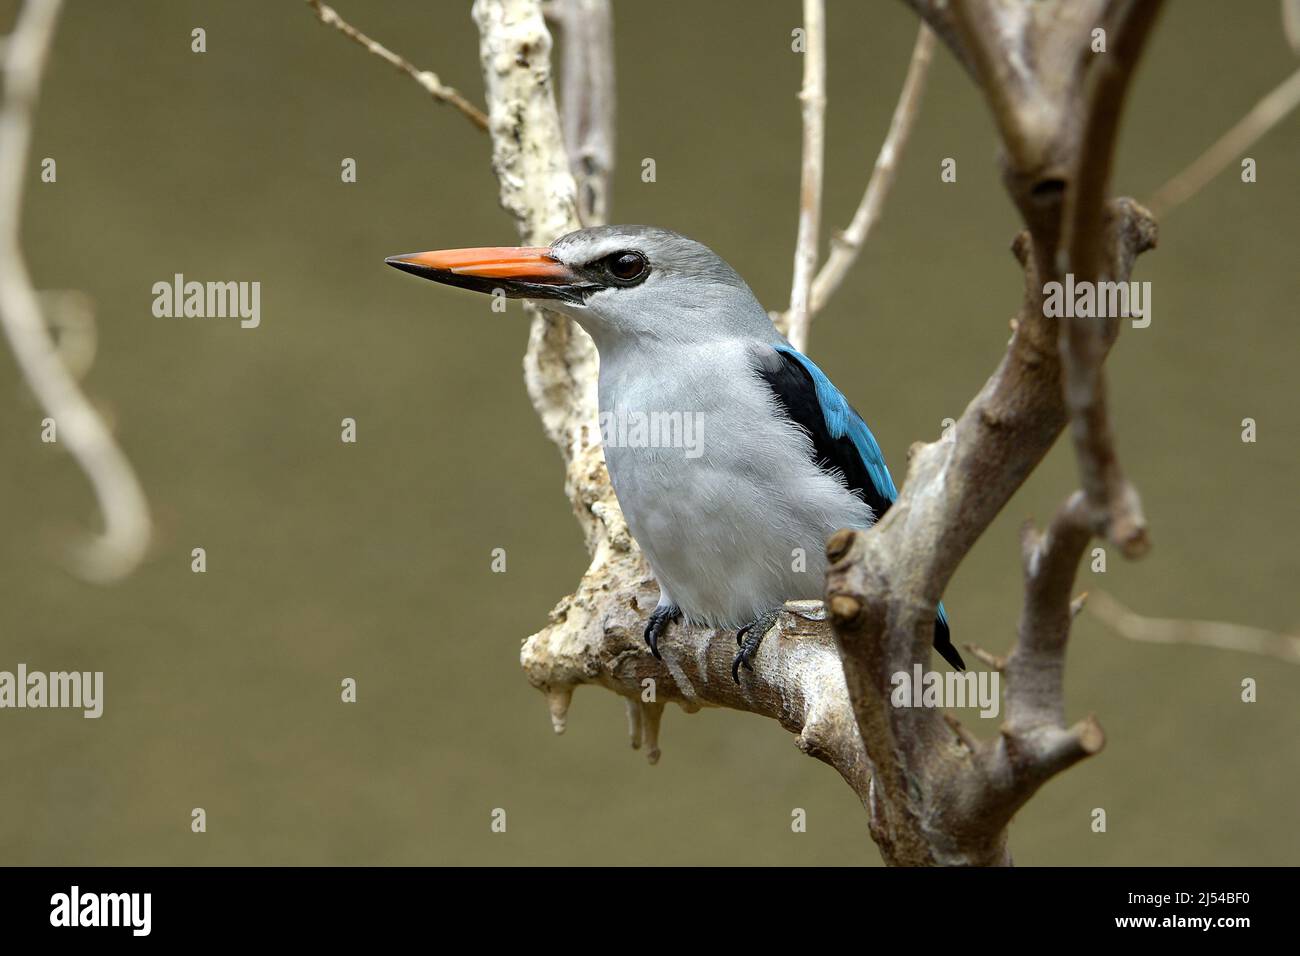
[732,608,783,683]
[643,604,681,660]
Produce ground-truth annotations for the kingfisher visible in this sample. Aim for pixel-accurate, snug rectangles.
[386,226,964,679]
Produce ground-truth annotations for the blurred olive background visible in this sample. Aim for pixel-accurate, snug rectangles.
[1,0,1297,866]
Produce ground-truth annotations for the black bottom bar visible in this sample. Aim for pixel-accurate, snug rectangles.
[0,866,1282,940]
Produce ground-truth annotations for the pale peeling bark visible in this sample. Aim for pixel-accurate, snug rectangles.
[472,0,1162,865]
[471,0,608,556]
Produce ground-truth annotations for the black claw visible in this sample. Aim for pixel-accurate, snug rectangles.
[643,605,680,660]
[731,609,780,683]
[731,637,759,683]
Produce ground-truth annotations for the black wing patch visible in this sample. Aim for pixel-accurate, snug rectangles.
[753,347,893,522]
[753,345,965,671]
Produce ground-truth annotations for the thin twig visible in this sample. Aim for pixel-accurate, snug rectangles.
[1088,591,1300,664]
[809,23,934,315]
[305,0,489,131]
[1147,65,1300,218]
[785,0,827,354]
[0,0,151,582]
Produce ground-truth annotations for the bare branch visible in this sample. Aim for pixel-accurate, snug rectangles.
[0,0,151,583]
[38,289,96,380]
[552,0,616,226]
[808,23,935,316]
[1059,0,1164,559]
[1147,65,1300,218]
[522,566,871,796]
[470,0,1164,867]
[784,0,827,353]
[472,0,588,440]
[305,0,489,131]
[968,491,1107,837]
[898,0,978,76]
[773,19,933,335]
[1088,591,1300,664]
[1004,492,1093,732]
[949,0,1045,171]
[1287,0,1300,54]
[823,0,1162,864]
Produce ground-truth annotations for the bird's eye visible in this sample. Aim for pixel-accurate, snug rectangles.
[605,251,648,282]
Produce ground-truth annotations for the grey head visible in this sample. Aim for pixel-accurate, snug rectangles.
[385,225,778,350]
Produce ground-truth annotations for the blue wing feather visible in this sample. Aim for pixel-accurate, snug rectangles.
[766,344,963,670]
[773,344,898,506]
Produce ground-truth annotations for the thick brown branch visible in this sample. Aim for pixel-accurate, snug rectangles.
[1005,492,1092,731]
[973,491,1105,833]
[1059,0,1163,558]
[855,201,1154,624]
[823,0,1162,865]
[899,0,978,76]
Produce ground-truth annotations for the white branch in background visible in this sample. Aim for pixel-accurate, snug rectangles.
[775,20,933,338]
[551,0,616,226]
[38,289,97,380]
[809,24,934,316]
[1088,591,1300,664]
[784,0,827,354]
[0,0,151,583]
[305,0,489,131]
[1147,65,1300,218]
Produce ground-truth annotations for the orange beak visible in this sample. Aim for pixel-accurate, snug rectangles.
[385,246,582,300]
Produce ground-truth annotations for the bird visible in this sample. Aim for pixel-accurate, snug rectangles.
[385,225,964,679]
